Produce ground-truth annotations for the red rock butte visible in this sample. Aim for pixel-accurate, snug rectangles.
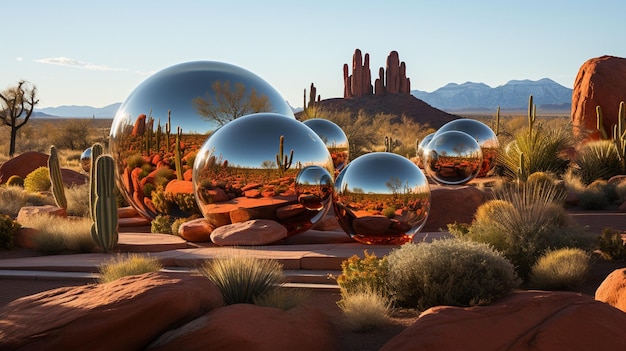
[343,49,411,98]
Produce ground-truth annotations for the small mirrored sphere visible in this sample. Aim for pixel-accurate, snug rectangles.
[424,130,483,185]
[80,148,91,173]
[415,132,435,169]
[109,61,294,219]
[434,119,498,177]
[193,113,335,236]
[333,152,430,245]
[302,118,349,173]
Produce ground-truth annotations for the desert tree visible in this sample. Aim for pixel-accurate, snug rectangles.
[193,80,270,127]
[0,80,39,157]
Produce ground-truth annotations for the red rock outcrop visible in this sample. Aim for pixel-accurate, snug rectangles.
[380,291,626,351]
[421,185,486,232]
[178,217,215,242]
[0,151,48,184]
[132,113,147,136]
[210,219,288,246]
[595,267,626,312]
[0,272,224,351]
[572,55,626,139]
[344,49,410,98]
[147,303,338,351]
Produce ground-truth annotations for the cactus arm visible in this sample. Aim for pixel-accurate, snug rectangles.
[48,145,67,209]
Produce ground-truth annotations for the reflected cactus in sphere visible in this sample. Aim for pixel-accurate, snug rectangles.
[108,61,293,219]
[333,152,430,245]
[424,130,483,185]
[193,113,334,236]
[303,118,349,173]
[434,119,498,177]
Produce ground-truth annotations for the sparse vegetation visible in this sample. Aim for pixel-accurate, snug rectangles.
[529,248,591,290]
[0,214,21,249]
[0,185,54,217]
[98,254,163,283]
[253,288,311,311]
[20,214,95,254]
[335,250,389,297]
[337,289,391,332]
[597,228,626,260]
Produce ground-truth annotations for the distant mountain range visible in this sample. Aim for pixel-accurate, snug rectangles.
[35,103,122,118]
[411,78,572,112]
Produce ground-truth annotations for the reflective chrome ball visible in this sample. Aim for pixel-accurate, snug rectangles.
[80,148,91,173]
[424,130,483,185]
[303,118,349,173]
[193,113,334,236]
[434,119,498,177]
[416,132,435,168]
[333,152,430,245]
[109,61,293,219]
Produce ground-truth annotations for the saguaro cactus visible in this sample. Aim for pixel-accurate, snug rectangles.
[89,143,104,221]
[174,126,183,180]
[48,145,67,209]
[90,154,118,252]
[276,135,293,177]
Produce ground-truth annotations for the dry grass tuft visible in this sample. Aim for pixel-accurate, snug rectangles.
[98,253,163,283]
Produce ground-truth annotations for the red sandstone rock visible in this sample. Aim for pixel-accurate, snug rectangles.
[210,219,287,246]
[164,179,193,194]
[275,203,306,219]
[572,55,626,139]
[344,49,411,99]
[380,291,626,351]
[229,207,254,223]
[178,218,214,242]
[16,205,67,224]
[352,216,394,236]
[147,303,338,351]
[132,113,147,136]
[595,267,626,313]
[422,185,486,232]
[60,168,88,186]
[0,151,48,184]
[0,272,224,351]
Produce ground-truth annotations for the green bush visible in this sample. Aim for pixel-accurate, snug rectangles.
[23,167,51,192]
[99,254,163,283]
[198,255,283,305]
[335,250,389,298]
[529,248,591,290]
[6,175,24,187]
[386,239,520,311]
[0,214,21,249]
[597,228,626,260]
[572,140,623,185]
[151,214,173,234]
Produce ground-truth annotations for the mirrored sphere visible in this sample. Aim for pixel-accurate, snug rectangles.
[193,113,335,236]
[302,118,349,173]
[109,61,294,219]
[424,130,483,185]
[80,148,91,173]
[434,119,498,177]
[333,152,430,245]
[415,132,435,169]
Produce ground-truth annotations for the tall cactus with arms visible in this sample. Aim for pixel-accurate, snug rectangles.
[48,145,67,209]
[90,154,118,252]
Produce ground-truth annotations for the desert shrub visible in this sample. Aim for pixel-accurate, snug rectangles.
[253,288,311,311]
[0,214,21,249]
[98,254,163,283]
[127,154,146,170]
[21,214,95,254]
[65,183,91,217]
[171,215,200,236]
[6,175,24,187]
[23,167,51,192]
[529,248,591,290]
[0,185,54,217]
[597,228,626,260]
[386,239,519,311]
[153,167,175,188]
[615,180,626,202]
[335,250,389,298]
[151,214,173,234]
[577,185,610,210]
[572,140,623,185]
[337,289,390,332]
[382,206,396,219]
[52,119,91,151]
[198,255,283,305]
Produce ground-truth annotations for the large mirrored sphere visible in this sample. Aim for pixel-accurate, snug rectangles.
[424,130,483,185]
[303,118,349,173]
[80,148,91,173]
[333,152,430,245]
[434,119,498,177]
[415,132,435,169]
[109,61,294,220]
[193,113,335,236]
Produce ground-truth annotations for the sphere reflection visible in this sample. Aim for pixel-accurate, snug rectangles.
[193,113,334,236]
[434,119,498,177]
[424,130,483,185]
[80,148,91,173]
[109,61,294,219]
[416,132,434,168]
[302,119,349,173]
[333,152,430,245]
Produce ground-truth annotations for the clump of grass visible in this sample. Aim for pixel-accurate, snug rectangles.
[253,288,311,310]
[386,239,519,311]
[529,248,591,290]
[337,289,391,332]
[20,214,95,254]
[198,255,284,305]
[0,185,54,217]
[0,214,21,249]
[597,228,626,260]
[98,254,163,283]
[572,140,623,185]
[65,183,91,217]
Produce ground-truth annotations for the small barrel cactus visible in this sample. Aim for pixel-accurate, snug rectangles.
[6,175,24,187]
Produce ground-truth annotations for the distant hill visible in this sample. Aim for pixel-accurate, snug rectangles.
[411,78,572,112]
[36,103,121,118]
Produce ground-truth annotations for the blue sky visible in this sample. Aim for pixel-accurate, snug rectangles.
[3,0,624,109]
